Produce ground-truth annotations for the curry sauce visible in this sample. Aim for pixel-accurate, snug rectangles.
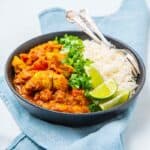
[12,41,90,113]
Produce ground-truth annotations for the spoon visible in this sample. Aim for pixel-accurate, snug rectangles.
[66,10,101,44]
[79,9,113,48]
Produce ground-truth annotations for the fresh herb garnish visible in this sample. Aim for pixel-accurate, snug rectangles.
[58,34,102,112]
[89,103,101,112]
[59,34,92,90]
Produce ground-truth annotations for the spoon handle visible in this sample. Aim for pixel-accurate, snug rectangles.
[66,10,101,44]
[79,9,113,47]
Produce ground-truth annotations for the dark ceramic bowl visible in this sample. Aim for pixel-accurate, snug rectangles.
[5,31,146,126]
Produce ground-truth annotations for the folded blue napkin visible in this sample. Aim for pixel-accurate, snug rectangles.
[0,0,149,149]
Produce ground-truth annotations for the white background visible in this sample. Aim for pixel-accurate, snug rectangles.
[0,0,150,149]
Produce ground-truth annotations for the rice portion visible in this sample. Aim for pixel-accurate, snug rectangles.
[83,40,137,92]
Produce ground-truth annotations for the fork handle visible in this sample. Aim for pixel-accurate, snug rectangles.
[79,9,113,48]
[66,10,101,44]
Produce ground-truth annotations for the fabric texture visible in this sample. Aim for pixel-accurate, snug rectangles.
[0,0,149,149]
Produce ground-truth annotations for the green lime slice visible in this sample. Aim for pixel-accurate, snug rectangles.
[99,90,130,110]
[85,66,103,88]
[89,79,117,99]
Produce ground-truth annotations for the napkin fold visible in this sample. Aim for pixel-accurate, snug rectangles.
[0,0,149,149]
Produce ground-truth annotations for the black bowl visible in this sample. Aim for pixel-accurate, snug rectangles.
[5,31,146,126]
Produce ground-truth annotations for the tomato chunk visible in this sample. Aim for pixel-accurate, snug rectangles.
[32,59,48,70]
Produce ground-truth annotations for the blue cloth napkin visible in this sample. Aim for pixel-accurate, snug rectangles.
[0,0,149,149]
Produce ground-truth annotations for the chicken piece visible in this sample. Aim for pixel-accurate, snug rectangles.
[29,41,62,56]
[12,56,27,73]
[24,71,53,94]
[53,73,68,91]
[26,50,39,65]
[14,70,36,85]
[60,64,74,77]
[46,52,73,77]
[47,41,62,51]
[46,52,66,61]
[47,55,61,72]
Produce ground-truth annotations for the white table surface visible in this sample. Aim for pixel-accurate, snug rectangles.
[0,0,150,149]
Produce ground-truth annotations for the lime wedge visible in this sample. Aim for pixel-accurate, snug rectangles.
[99,90,130,110]
[85,66,103,88]
[89,79,117,99]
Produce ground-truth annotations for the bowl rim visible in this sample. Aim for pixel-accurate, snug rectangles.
[5,30,146,117]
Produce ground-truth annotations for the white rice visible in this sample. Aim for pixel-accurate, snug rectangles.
[83,40,137,92]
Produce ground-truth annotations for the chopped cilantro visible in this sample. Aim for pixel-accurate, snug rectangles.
[89,103,101,112]
[59,34,92,90]
[58,34,101,112]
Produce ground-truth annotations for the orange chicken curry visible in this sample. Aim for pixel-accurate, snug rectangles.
[12,40,90,113]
